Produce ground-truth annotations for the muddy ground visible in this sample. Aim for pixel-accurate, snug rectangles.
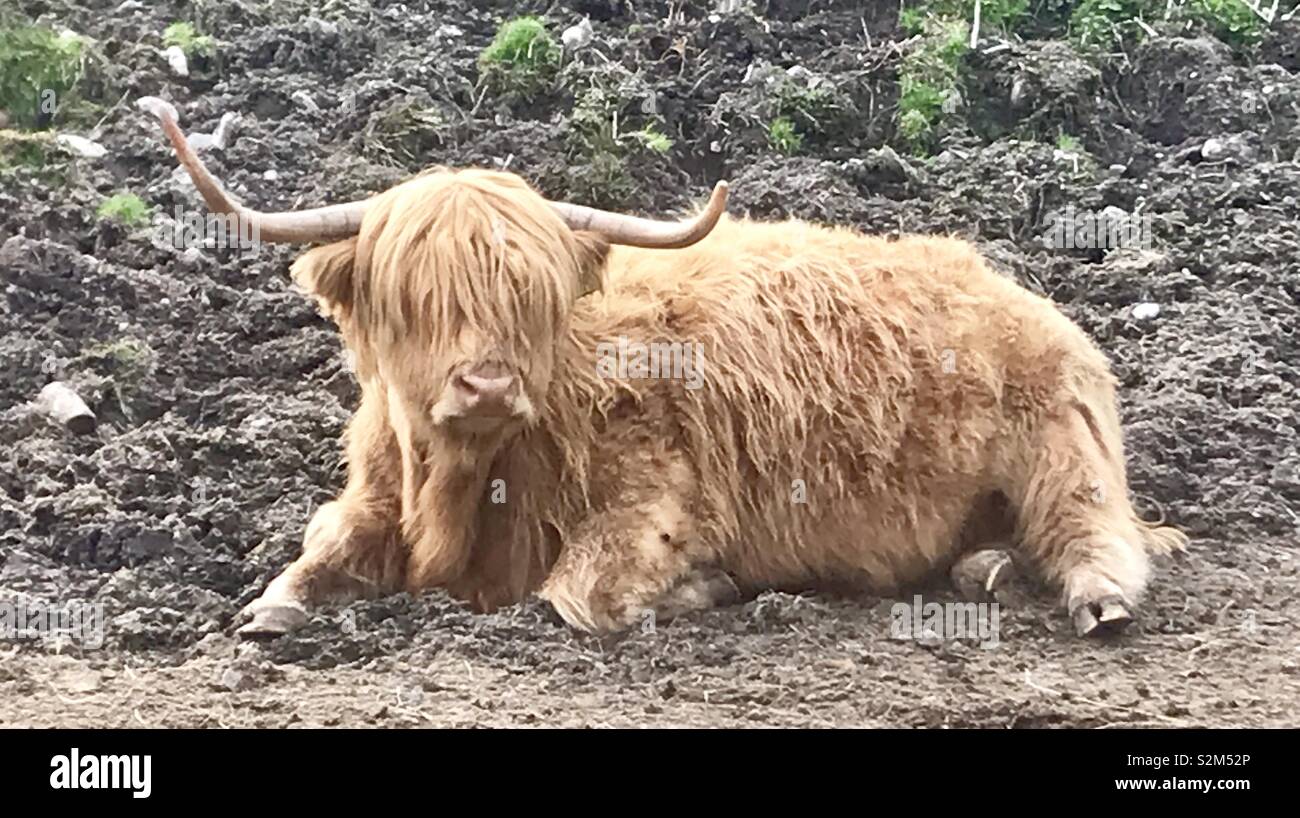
[1,1,1298,727]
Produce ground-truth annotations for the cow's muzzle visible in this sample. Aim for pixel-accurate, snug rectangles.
[431,361,534,428]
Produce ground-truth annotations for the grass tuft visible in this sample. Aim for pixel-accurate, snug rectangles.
[478,16,561,97]
[767,116,803,154]
[0,24,84,129]
[97,193,152,227]
[163,21,216,58]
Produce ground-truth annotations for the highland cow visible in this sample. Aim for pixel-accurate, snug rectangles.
[148,103,1185,640]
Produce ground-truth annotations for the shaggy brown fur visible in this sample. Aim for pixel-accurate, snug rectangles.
[240,168,1185,637]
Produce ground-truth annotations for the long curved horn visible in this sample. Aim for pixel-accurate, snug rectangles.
[549,181,729,249]
[143,99,367,243]
[144,97,728,248]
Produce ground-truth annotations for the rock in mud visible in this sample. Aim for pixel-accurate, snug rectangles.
[35,382,96,435]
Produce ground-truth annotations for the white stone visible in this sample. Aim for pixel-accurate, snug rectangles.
[1131,302,1160,320]
[164,45,189,77]
[55,134,107,158]
[1201,138,1227,161]
[562,18,593,50]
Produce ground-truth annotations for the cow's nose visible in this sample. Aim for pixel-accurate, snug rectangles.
[454,369,517,408]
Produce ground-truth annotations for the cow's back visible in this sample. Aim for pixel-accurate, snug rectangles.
[579,218,1101,590]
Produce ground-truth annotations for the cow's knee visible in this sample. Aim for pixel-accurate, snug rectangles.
[237,500,403,638]
[537,563,635,633]
[540,559,736,634]
[538,513,732,634]
[299,500,405,594]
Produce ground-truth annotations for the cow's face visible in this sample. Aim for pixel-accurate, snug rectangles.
[292,170,608,444]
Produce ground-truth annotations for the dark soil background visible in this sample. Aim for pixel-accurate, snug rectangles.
[1,0,1297,726]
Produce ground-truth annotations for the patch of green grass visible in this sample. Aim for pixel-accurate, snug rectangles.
[0,128,55,168]
[1184,0,1263,46]
[1070,0,1152,47]
[0,24,84,129]
[1056,132,1084,153]
[1070,0,1264,50]
[630,126,673,154]
[767,116,803,154]
[84,337,153,367]
[570,82,622,152]
[83,337,157,389]
[732,65,854,152]
[480,16,560,67]
[1053,132,1097,175]
[97,193,152,228]
[360,97,448,166]
[563,68,672,204]
[896,15,968,154]
[973,0,1030,29]
[900,0,1029,34]
[897,107,935,147]
[162,21,216,58]
[565,151,635,208]
[770,72,840,136]
[478,16,561,96]
[899,6,929,35]
[568,75,668,158]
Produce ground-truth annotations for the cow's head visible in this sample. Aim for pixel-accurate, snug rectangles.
[147,103,727,446]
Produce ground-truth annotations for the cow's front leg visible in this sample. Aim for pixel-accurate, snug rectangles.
[238,387,405,637]
[237,501,405,637]
[538,490,736,634]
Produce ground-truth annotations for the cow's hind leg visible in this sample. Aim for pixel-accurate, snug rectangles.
[1008,400,1185,637]
[539,513,737,634]
[538,456,735,633]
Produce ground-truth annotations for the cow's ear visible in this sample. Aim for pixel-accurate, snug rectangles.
[291,237,358,320]
[571,230,610,299]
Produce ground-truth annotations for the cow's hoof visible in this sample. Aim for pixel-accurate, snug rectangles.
[950,548,1015,602]
[693,568,742,606]
[236,602,308,639]
[1071,595,1133,637]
